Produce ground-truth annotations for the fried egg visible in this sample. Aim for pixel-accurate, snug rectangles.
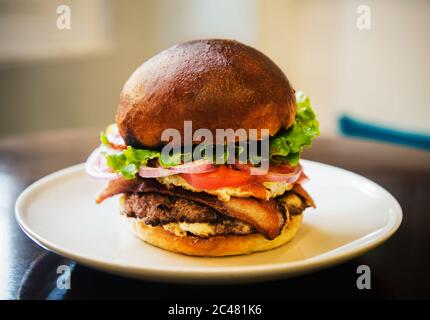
[157,175,293,201]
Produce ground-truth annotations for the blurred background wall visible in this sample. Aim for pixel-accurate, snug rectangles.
[0,0,429,137]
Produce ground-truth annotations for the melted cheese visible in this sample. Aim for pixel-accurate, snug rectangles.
[262,181,294,198]
[163,222,215,237]
[157,175,293,201]
[162,221,253,237]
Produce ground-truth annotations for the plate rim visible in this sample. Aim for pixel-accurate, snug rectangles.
[15,160,403,282]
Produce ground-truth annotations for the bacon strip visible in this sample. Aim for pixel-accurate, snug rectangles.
[155,185,284,240]
[293,184,316,208]
[96,178,138,204]
[96,177,284,239]
[218,197,284,239]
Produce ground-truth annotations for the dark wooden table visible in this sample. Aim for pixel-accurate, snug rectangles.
[1,127,429,300]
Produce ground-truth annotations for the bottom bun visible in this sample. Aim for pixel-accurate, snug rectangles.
[128,214,303,257]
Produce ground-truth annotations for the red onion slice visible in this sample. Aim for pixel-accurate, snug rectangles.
[167,159,216,173]
[138,159,216,177]
[85,148,120,180]
[233,162,303,183]
[138,166,175,178]
[258,164,303,183]
[106,133,125,147]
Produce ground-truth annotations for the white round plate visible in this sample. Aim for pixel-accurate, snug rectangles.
[15,160,402,284]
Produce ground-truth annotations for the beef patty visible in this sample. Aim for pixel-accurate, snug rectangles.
[123,190,306,227]
[123,192,257,237]
[99,175,315,239]
[123,193,231,225]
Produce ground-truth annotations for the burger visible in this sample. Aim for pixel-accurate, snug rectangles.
[86,39,319,256]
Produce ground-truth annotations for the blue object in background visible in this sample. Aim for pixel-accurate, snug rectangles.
[339,115,430,151]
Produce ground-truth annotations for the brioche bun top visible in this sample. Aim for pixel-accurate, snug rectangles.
[116,39,296,149]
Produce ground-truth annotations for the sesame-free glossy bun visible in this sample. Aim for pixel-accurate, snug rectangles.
[116,39,296,149]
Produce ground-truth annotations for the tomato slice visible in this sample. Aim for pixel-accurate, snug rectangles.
[181,165,252,190]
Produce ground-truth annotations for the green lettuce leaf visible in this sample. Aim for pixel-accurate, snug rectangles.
[159,151,185,167]
[269,91,319,165]
[105,146,159,179]
[100,131,110,146]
